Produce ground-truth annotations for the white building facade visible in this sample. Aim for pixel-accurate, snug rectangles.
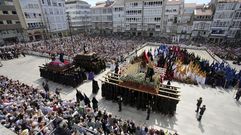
[0,0,24,45]
[177,3,196,40]
[40,0,68,37]
[112,0,125,33]
[65,0,91,32]
[15,0,44,41]
[124,0,165,37]
[91,1,114,33]
[15,0,68,41]
[164,0,184,34]
[210,0,241,43]
[191,7,213,42]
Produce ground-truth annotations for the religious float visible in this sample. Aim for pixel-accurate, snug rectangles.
[73,52,106,74]
[39,54,87,87]
[101,49,181,116]
[39,49,106,87]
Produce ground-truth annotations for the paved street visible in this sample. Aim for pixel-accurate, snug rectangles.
[0,53,241,135]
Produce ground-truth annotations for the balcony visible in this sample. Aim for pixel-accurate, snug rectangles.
[193,17,212,21]
[27,25,46,30]
[0,24,21,30]
[0,5,15,11]
[0,15,19,20]
[210,29,226,37]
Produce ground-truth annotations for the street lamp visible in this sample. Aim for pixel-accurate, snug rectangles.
[67,12,73,42]
[84,11,87,33]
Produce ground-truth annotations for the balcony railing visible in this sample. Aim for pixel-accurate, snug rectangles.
[0,24,21,30]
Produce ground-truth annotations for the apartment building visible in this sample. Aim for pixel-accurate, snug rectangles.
[0,0,23,45]
[164,0,184,34]
[40,0,68,37]
[191,5,213,42]
[124,0,165,37]
[177,3,196,40]
[14,0,45,41]
[210,0,241,43]
[65,0,91,32]
[112,0,125,33]
[91,0,114,34]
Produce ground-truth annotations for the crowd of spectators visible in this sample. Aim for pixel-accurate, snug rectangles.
[1,32,240,63]
[191,40,241,61]
[20,34,149,63]
[206,45,241,60]
[3,33,169,63]
[0,75,178,135]
[0,47,24,60]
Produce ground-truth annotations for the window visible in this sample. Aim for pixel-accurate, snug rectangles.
[42,0,45,4]
[53,2,57,6]
[6,20,12,24]
[34,4,39,9]
[154,17,161,22]
[49,9,53,14]
[24,12,27,18]
[3,11,8,14]
[12,11,17,14]
[16,21,20,24]
[174,17,177,24]
[0,21,3,24]
[29,4,34,8]
[47,0,51,6]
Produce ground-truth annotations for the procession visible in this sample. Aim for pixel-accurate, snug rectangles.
[1,0,241,134]
[1,32,241,135]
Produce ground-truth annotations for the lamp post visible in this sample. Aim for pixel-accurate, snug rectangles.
[84,11,87,33]
[67,12,73,42]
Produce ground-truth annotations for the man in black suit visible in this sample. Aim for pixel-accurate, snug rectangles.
[235,89,241,101]
[84,94,91,108]
[43,80,49,93]
[92,79,99,94]
[92,97,98,111]
[196,97,203,113]
[198,105,206,121]
[118,95,122,112]
[146,105,151,120]
[76,89,84,103]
